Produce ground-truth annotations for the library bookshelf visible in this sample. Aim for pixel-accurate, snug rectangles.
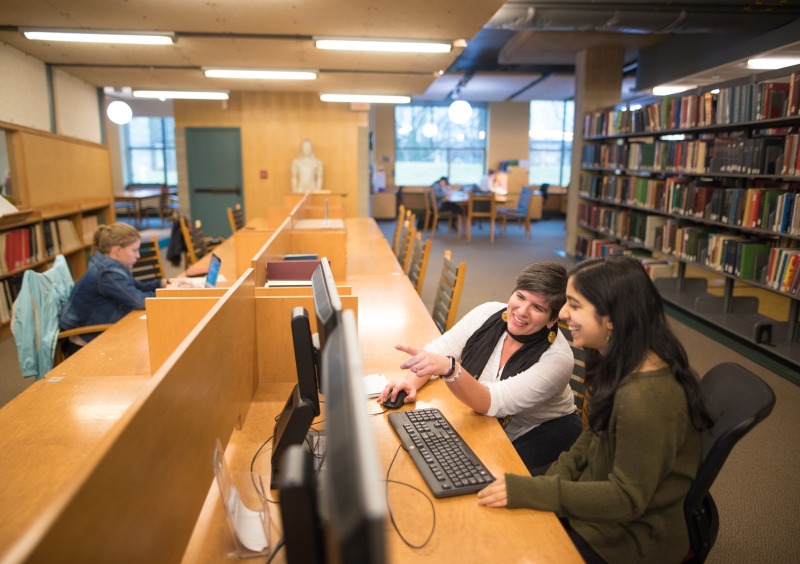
[577,69,800,371]
[0,199,114,341]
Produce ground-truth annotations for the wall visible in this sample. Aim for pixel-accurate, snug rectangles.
[0,42,50,132]
[173,91,369,219]
[53,69,102,144]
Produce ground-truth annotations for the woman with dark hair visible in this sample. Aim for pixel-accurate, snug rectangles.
[381,261,581,473]
[478,255,712,563]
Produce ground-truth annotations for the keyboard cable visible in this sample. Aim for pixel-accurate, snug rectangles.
[385,445,437,550]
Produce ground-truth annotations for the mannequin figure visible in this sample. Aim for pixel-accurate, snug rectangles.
[291,140,324,193]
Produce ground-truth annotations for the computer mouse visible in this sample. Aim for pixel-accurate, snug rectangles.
[381,390,408,409]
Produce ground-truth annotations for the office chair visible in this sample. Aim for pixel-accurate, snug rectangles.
[683,363,776,563]
[466,192,496,242]
[496,186,534,238]
[131,237,166,282]
[406,232,431,296]
[431,250,466,333]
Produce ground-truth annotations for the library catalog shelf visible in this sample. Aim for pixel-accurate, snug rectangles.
[581,165,800,183]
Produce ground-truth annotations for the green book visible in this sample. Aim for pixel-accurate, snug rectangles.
[737,242,772,280]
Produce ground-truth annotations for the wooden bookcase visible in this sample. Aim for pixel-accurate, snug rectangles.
[0,198,114,341]
[576,68,800,370]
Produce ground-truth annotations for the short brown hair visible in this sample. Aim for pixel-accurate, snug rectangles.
[514,261,568,321]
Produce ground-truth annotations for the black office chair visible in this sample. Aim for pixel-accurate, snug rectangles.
[683,362,775,563]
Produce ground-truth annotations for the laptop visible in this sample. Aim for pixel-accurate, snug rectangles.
[204,254,222,288]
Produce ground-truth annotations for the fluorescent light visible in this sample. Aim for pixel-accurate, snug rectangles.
[315,38,451,53]
[133,90,229,100]
[204,68,317,80]
[23,29,174,45]
[320,93,410,104]
[746,57,800,70]
[652,85,694,96]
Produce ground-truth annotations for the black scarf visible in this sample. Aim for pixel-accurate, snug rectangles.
[461,307,553,381]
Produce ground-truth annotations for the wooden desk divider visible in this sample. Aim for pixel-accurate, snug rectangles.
[255,293,358,385]
[10,270,257,563]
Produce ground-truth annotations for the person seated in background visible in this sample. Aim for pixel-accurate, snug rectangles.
[479,169,497,193]
[60,222,185,355]
[433,176,466,231]
[477,256,712,564]
[380,261,581,474]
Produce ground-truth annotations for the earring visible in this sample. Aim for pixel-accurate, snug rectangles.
[548,329,557,344]
[501,310,508,322]
[606,330,612,342]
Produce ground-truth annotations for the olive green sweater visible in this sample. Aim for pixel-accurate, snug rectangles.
[506,368,702,564]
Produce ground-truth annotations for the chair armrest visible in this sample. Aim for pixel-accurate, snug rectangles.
[58,324,113,338]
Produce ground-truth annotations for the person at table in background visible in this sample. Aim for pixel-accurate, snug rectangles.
[381,261,580,474]
[432,175,466,231]
[477,256,712,564]
[60,222,185,355]
[291,139,324,193]
[479,169,497,193]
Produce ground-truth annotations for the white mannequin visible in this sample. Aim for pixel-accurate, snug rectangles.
[291,140,323,193]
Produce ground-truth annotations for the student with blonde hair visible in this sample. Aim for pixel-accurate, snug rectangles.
[60,222,175,354]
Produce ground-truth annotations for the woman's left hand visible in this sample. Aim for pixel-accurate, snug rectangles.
[477,475,508,508]
[395,344,448,378]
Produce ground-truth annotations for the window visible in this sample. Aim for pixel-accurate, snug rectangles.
[529,100,574,186]
[125,117,177,185]
[395,104,487,186]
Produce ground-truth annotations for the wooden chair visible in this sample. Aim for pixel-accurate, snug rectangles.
[466,192,496,242]
[227,203,245,233]
[683,363,775,563]
[559,321,588,427]
[400,186,431,232]
[391,204,407,256]
[406,232,431,296]
[179,216,221,267]
[396,217,417,272]
[131,237,165,282]
[496,186,534,238]
[143,184,180,227]
[431,250,466,333]
[55,324,112,366]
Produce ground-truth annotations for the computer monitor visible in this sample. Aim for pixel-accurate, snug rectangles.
[291,307,321,416]
[270,385,314,490]
[320,310,387,564]
[311,257,342,354]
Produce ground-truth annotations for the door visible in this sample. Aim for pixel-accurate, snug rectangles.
[185,127,243,238]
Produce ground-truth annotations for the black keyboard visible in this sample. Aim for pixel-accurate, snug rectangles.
[387,408,494,498]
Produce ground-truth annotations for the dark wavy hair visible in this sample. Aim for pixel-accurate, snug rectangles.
[569,256,711,432]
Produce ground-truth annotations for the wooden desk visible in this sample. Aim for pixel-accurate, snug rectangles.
[114,187,177,228]
[183,219,581,563]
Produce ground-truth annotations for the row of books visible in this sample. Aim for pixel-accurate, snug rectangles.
[577,203,800,293]
[573,238,680,281]
[1,219,82,275]
[581,143,627,169]
[581,176,800,236]
[583,76,800,136]
[0,274,24,324]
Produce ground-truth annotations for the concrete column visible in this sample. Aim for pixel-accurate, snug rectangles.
[566,45,624,256]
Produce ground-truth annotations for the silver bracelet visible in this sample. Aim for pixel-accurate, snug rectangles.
[444,362,462,383]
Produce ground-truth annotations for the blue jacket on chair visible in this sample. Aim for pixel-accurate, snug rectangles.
[12,255,74,379]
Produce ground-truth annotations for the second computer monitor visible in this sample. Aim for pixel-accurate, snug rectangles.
[311,257,342,353]
[291,307,320,416]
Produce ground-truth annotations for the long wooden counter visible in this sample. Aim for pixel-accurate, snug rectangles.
[0,195,580,563]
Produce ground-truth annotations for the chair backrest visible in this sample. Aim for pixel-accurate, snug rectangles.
[468,192,496,218]
[227,203,245,233]
[131,237,165,282]
[179,216,207,266]
[558,322,588,426]
[407,232,431,296]
[392,204,407,255]
[516,186,534,214]
[396,217,416,270]
[683,363,776,562]
[431,250,466,333]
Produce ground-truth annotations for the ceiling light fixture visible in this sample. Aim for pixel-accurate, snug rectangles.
[133,90,229,100]
[652,84,695,96]
[106,101,133,125]
[315,38,451,54]
[203,68,317,80]
[746,57,800,70]
[22,29,174,45]
[320,94,410,104]
[448,100,473,125]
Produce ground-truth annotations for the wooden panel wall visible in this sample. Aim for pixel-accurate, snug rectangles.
[173,91,368,221]
[9,128,112,208]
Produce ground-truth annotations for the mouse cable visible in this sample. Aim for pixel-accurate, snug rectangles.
[265,537,285,564]
[384,445,436,550]
[249,434,278,505]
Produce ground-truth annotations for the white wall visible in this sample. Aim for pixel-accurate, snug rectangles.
[0,42,50,131]
[53,69,102,143]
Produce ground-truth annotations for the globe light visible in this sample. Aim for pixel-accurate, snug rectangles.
[448,100,472,124]
[106,101,133,125]
[422,122,439,138]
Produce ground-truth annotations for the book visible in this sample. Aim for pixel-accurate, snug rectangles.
[736,242,772,280]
